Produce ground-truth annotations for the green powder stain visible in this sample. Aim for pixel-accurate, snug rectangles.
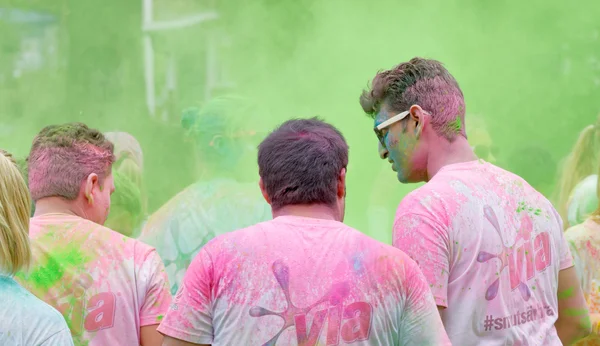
[447,116,462,134]
[157,315,164,322]
[28,244,91,291]
[558,287,574,300]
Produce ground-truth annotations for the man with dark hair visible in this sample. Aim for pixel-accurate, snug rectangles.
[17,123,171,346]
[360,57,590,345]
[157,118,450,345]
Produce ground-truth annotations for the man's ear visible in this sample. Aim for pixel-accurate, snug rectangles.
[337,168,346,198]
[259,178,271,205]
[409,104,429,138]
[84,173,99,205]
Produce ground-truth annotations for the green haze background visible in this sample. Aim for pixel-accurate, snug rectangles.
[1,0,599,243]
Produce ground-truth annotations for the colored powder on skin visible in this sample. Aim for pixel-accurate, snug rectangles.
[447,116,462,134]
[557,287,574,300]
[28,244,91,291]
[562,308,593,334]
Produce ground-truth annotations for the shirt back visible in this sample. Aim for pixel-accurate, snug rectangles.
[158,216,450,345]
[17,214,172,346]
[0,276,74,346]
[139,178,271,295]
[393,160,572,345]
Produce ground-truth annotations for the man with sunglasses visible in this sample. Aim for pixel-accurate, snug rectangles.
[359,57,590,345]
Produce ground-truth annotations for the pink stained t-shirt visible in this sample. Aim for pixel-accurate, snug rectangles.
[393,160,573,346]
[16,214,172,346]
[158,216,451,345]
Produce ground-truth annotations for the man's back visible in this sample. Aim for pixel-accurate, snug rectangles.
[394,160,572,345]
[17,214,171,346]
[139,178,271,294]
[158,215,450,345]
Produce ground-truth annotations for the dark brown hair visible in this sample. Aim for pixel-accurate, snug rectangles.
[360,57,466,141]
[258,118,349,210]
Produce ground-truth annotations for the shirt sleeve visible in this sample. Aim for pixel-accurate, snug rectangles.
[40,328,75,346]
[138,249,172,326]
[157,247,214,344]
[393,211,450,307]
[399,257,452,346]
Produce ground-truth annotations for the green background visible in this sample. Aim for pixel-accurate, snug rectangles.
[1,0,599,243]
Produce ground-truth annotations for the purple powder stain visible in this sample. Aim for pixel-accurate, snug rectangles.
[250,260,350,346]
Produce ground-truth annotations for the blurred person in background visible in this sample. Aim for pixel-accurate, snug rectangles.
[0,149,74,346]
[468,116,499,164]
[505,145,558,198]
[139,95,271,295]
[104,131,147,237]
[158,118,451,346]
[104,170,143,237]
[16,123,171,346]
[565,169,600,345]
[556,115,600,229]
[359,57,590,345]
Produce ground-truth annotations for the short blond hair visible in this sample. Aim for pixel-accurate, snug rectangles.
[0,149,32,274]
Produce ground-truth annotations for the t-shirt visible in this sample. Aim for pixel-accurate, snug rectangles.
[16,214,172,346]
[393,160,572,346]
[568,175,598,227]
[139,178,271,295]
[157,216,451,345]
[0,275,74,346]
[566,218,600,344]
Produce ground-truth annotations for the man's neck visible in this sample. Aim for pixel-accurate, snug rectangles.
[33,197,84,219]
[272,204,340,222]
[426,136,478,181]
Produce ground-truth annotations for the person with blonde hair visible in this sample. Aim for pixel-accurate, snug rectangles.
[556,115,600,229]
[0,149,74,345]
[566,170,600,344]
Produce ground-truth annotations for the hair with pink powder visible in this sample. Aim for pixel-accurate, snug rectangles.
[360,57,466,141]
[28,123,115,201]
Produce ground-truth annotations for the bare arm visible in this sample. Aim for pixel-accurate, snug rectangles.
[161,335,210,346]
[141,325,164,346]
[555,266,592,345]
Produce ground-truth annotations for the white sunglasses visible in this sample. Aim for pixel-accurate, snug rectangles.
[374,110,410,145]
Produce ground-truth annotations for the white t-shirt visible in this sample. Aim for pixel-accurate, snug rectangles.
[17,214,172,346]
[158,216,451,345]
[393,160,572,346]
[0,275,74,346]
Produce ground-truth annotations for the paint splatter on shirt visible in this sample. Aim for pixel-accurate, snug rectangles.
[568,175,598,228]
[139,178,271,295]
[0,275,74,345]
[393,160,572,346]
[158,216,451,345]
[566,218,600,345]
[16,214,172,346]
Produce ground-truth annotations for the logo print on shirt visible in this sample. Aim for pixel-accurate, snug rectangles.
[477,205,552,301]
[249,260,372,346]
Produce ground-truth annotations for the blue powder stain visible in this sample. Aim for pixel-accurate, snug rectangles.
[352,254,363,272]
